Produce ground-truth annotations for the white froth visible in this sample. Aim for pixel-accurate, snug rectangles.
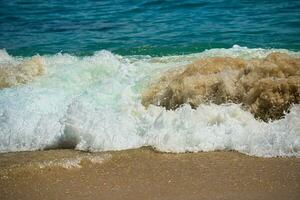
[0,46,299,157]
[0,49,12,62]
[143,104,300,157]
[37,154,112,169]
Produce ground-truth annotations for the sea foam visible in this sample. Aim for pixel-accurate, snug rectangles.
[0,46,299,157]
[0,54,45,88]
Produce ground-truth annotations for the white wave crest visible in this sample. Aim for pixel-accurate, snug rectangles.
[0,46,299,157]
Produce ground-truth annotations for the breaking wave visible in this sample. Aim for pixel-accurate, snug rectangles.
[142,52,300,121]
[0,45,299,157]
[0,52,45,88]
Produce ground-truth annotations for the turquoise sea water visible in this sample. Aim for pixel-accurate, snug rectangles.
[1,0,300,56]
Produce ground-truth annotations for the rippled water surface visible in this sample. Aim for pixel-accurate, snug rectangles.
[0,0,300,56]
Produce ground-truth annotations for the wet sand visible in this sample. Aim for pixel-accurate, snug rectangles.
[0,148,299,200]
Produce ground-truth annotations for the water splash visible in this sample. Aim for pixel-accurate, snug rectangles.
[0,46,299,157]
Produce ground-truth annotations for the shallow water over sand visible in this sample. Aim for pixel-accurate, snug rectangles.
[0,149,299,200]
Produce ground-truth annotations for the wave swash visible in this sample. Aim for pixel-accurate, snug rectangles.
[0,45,299,157]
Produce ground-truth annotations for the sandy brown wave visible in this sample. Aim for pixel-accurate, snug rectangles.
[0,56,45,89]
[142,52,300,121]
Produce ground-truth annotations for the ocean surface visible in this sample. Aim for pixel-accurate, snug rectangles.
[1,0,300,56]
[0,0,300,157]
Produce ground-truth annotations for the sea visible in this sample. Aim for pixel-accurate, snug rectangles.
[0,0,299,157]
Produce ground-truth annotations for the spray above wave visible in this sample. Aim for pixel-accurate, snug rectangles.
[0,46,299,157]
[142,52,300,121]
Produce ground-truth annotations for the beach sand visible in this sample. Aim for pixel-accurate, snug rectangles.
[0,148,299,200]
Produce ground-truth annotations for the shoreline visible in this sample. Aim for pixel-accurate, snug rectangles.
[0,148,299,200]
